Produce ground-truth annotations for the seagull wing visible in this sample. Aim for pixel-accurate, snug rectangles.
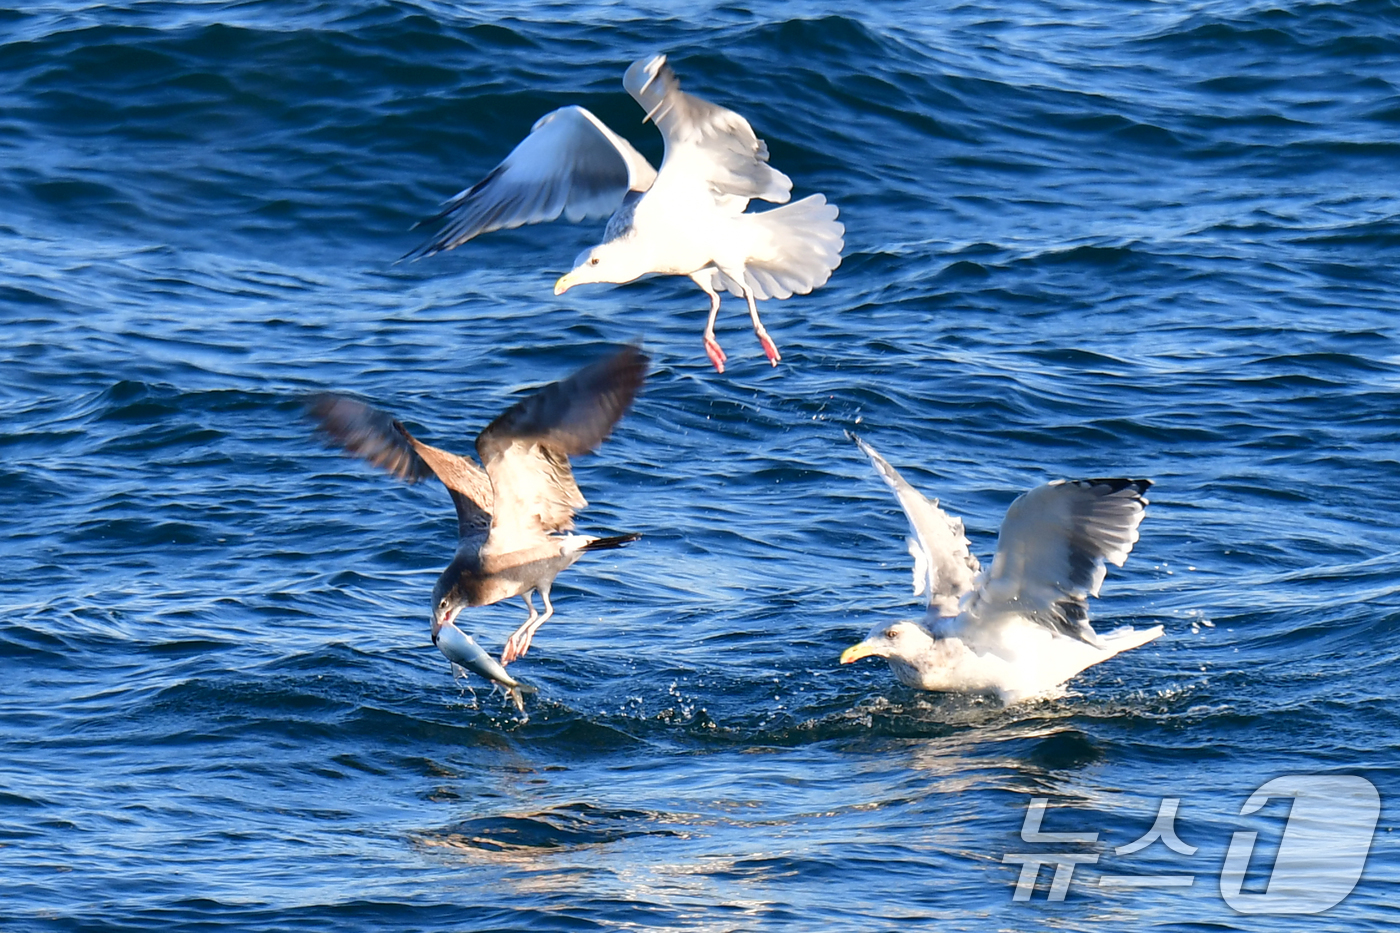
[407,106,658,259]
[850,434,981,617]
[970,478,1152,644]
[623,54,792,210]
[475,346,647,556]
[308,394,493,541]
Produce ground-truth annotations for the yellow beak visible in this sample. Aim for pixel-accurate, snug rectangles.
[840,641,879,665]
[553,273,573,296]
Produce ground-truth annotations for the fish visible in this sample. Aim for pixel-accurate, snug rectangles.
[433,620,535,712]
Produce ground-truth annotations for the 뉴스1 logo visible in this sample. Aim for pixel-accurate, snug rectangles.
[1220,775,1379,914]
[1002,774,1380,914]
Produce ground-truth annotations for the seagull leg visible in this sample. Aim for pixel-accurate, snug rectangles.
[704,301,728,373]
[500,591,538,666]
[692,271,727,373]
[743,284,781,366]
[509,586,556,664]
[528,587,556,647]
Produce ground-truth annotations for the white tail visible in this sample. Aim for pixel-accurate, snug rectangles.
[1098,624,1165,657]
[731,194,844,300]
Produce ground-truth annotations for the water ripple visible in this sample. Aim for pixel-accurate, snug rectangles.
[3,1,1399,930]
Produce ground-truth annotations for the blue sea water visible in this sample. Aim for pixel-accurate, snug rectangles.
[3,0,1400,929]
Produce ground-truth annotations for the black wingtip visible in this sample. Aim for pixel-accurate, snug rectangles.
[1050,597,1102,647]
[1081,478,1153,496]
[397,242,434,264]
[400,167,504,262]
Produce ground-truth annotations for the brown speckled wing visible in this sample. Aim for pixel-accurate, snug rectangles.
[307,393,492,541]
[475,346,647,555]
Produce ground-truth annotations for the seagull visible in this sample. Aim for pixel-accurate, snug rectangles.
[308,346,647,708]
[406,54,844,374]
[839,435,1163,703]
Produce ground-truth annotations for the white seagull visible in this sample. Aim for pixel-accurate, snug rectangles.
[840,435,1163,703]
[408,54,844,374]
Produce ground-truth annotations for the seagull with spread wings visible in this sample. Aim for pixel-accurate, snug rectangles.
[840,435,1163,702]
[407,54,844,374]
[309,347,647,709]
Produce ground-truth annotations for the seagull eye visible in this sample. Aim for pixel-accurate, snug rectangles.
[590,257,599,266]
[885,628,898,639]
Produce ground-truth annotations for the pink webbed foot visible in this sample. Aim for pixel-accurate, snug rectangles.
[500,631,531,666]
[704,335,728,373]
[758,331,782,366]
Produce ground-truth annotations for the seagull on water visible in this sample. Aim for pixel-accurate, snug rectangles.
[840,435,1163,703]
[309,346,647,709]
[407,54,844,374]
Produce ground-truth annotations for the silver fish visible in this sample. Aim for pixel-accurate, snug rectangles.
[433,621,533,712]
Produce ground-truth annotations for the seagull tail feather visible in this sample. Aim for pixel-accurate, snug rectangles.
[740,194,845,300]
[581,532,642,551]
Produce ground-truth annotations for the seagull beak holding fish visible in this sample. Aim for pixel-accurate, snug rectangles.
[306,345,648,711]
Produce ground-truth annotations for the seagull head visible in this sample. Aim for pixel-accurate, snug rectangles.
[555,242,650,294]
[840,620,934,666]
[430,573,469,642]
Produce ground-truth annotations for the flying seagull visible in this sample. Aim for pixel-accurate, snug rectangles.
[309,346,647,708]
[406,54,844,374]
[840,435,1162,702]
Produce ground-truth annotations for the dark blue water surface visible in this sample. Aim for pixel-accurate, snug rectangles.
[4,1,1400,930]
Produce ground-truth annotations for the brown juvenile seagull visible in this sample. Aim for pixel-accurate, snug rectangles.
[309,346,647,701]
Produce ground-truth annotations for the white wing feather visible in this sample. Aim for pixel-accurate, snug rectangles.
[970,478,1151,644]
[410,106,657,258]
[623,54,791,212]
[852,435,981,617]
